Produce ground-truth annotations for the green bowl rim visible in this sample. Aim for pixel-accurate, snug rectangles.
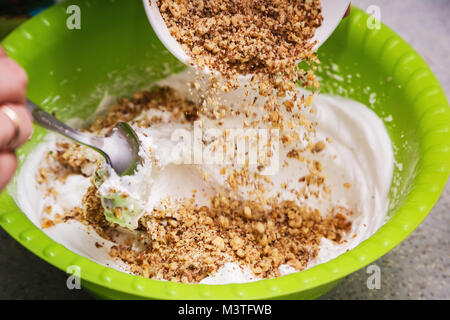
[1,4,449,299]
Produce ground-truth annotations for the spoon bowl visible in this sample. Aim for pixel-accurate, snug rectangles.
[26,100,141,176]
[102,122,141,176]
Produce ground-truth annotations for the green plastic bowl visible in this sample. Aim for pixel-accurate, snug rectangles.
[1,1,449,300]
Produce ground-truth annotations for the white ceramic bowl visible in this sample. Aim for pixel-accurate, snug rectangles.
[143,0,351,71]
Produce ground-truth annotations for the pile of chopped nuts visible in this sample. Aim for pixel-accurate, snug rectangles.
[108,194,351,282]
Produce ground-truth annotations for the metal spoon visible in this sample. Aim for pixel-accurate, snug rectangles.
[26,99,140,176]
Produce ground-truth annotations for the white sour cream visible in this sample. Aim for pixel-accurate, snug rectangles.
[15,71,394,284]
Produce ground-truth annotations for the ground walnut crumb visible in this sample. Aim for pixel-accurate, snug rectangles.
[312,141,326,153]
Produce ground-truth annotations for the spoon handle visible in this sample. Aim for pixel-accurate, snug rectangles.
[25,99,103,148]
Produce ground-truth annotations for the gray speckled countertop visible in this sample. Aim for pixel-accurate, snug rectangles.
[0,0,449,300]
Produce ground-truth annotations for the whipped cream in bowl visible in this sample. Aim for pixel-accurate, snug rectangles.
[16,70,394,284]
